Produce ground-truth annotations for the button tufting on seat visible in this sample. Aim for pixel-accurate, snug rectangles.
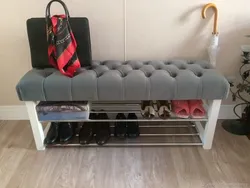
[156,67,162,70]
[196,72,203,77]
[43,72,53,78]
[165,62,171,65]
[188,61,194,64]
[203,66,210,69]
[180,66,186,70]
[146,72,152,77]
[96,73,102,78]
[171,73,177,78]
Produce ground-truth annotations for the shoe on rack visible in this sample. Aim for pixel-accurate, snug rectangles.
[171,100,189,118]
[188,100,206,119]
[44,122,59,144]
[141,101,155,119]
[114,113,127,138]
[127,113,140,138]
[95,113,111,145]
[59,122,75,143]
[79,113,96,145]
[79,122,94,145]
[156,100,171,119]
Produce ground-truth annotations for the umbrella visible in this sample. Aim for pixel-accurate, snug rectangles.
[202,3,219,66]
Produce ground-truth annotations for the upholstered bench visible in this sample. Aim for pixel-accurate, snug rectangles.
[17,18,229,150]
[16,60,229,150]
[17,60,229,101]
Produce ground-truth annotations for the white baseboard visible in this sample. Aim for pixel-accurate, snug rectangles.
[0,104,241,120]
[218,104,241,119]
[0,105,28,120]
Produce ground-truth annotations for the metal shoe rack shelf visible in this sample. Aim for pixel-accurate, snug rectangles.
[43,102,207,147]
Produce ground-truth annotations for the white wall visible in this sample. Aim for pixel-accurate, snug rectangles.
[0,0,249,105]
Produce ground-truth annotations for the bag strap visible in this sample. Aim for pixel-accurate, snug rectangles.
[45,0,70,23]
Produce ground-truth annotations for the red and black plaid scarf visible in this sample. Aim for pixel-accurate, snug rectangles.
[47,15,80,77]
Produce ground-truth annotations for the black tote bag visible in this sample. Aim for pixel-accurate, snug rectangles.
[26,6,92,68]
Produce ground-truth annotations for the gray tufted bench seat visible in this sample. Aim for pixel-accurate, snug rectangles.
[16,60,229,101]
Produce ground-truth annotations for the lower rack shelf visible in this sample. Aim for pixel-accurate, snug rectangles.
[45,122,203,147]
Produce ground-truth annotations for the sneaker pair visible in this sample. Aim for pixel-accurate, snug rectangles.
[79,113,111,145]
[141,101,171,119]
[44,122,75,144]
[115,113,140,138]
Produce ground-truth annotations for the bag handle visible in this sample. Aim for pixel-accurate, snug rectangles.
[46,0,70,22]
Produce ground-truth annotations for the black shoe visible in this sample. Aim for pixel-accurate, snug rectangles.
[44,122,59,144]
[114,113,127,138]
[95,113,111,145]
[127,113,140,138]
[59,122,75,143]
[79,113,96,145]
[79,123,93,145]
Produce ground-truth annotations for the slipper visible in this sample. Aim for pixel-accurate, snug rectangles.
[141,101,155,119]
[171,100,190,118]
[188,100,206,119]
[156,100,171,119]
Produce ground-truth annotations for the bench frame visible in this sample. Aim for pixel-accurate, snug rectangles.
[25,99,221,150]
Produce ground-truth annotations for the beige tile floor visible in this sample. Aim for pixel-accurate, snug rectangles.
[0,120,250,188]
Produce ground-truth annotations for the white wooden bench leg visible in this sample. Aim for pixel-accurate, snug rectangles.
[202,99,222,149]
[25,101,45,150]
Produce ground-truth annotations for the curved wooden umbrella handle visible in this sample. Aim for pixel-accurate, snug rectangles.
[202,3,218,35]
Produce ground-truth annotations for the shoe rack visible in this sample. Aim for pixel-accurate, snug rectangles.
[43,101,207,147]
